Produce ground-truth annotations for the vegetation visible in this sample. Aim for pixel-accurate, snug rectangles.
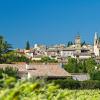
[0,36,12,62]
[53,79,100,89]
[67,41,73,47]
[0,66,19,79]
[0,51,30,64]
[0,75,100,100]
[25,41,30,50]
[41,56,58,63]
[63,57,100,80]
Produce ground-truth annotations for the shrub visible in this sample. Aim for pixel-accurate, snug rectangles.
[53,79,100,89]
[0,66,19,79]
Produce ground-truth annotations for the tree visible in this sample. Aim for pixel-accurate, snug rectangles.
[81,41,86,46]
[0,36,12,55]
[67,41,73,47]
[25,41,30,50]
[64,57,79,73]
[0,36,12,63]
[85,58,96,74]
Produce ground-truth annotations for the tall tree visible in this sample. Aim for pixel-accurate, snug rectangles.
[67,41,73,47]
[25,41,30,50]
[0,36,12,56]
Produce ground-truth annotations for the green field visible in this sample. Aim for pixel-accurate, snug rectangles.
[0,76,100,100]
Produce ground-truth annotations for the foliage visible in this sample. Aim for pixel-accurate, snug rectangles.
[0,76,100,100]
[0,66,19,79]
[64,58,96,74]
[53,79,100,89]
[67,41,73,47]
[81,41,86,46]
[63,57,79,73]
[41,56,58,63]
[0,36,12,55]
[1,51,30,64]
[90,71,100,80]
[0,36,12,63]
[25,41,30,50]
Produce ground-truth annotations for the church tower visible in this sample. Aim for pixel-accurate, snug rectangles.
[94,32,100,56]
[75,35,81,53]
[94,32,98,46]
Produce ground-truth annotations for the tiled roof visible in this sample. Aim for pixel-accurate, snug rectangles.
[28,64,70,77]
[0,64,70,78]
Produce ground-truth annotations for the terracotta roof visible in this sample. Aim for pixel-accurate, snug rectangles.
[28,64,70,77]
[0,64,70,78]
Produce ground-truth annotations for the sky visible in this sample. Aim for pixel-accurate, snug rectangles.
[0,0,100,48]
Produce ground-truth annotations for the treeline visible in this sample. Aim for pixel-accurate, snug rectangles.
[63,57,100,80]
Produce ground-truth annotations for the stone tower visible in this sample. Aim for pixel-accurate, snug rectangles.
[94,32,100,56]
[75,35,81,53]
[94,32,98,46]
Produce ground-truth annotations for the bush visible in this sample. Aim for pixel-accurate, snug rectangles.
[90,71,100,80]
[0,66,19,79]
[53,79,100,89]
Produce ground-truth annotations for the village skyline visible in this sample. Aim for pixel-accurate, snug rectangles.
[0,0,100,48]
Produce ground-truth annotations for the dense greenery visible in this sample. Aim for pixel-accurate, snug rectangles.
[64,57,97,73]
[0,36,12,62]
[0,36,12,55]
[0,75,100,100]
[0,36,31,64]
[41,56,58,63]
[0,51,30,64]
[0,66,19,79]
[53,79,100,89]
[63,57,100,80]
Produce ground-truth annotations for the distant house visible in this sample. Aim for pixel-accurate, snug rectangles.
[0,63,71,79]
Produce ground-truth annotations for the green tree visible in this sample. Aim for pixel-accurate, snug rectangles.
[0,36,12,55]
[67,41,73,47]
[0,36,12,63]
[85,58,96,74]
[25,41,30,50]
[64,57,79,73]
[81,41,86,46]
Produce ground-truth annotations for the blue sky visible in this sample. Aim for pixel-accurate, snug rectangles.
[0,0,100,48]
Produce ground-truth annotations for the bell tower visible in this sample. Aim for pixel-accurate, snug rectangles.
[75,35,81,53]
[94,32,100,56]
[94,32,98,46]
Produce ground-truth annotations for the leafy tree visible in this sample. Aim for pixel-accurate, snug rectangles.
[0,36,12,63]
[85,58,96,74]
[0,36,12,56]
[1,51,30,64]
[25,41,30,50]
[64,57,79,73]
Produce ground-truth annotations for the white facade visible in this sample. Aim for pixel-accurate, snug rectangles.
[79,55,91,59]
[60,50,75,58]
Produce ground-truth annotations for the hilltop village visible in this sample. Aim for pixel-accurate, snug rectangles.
[0,33,100,81]
[17,32,100,64]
